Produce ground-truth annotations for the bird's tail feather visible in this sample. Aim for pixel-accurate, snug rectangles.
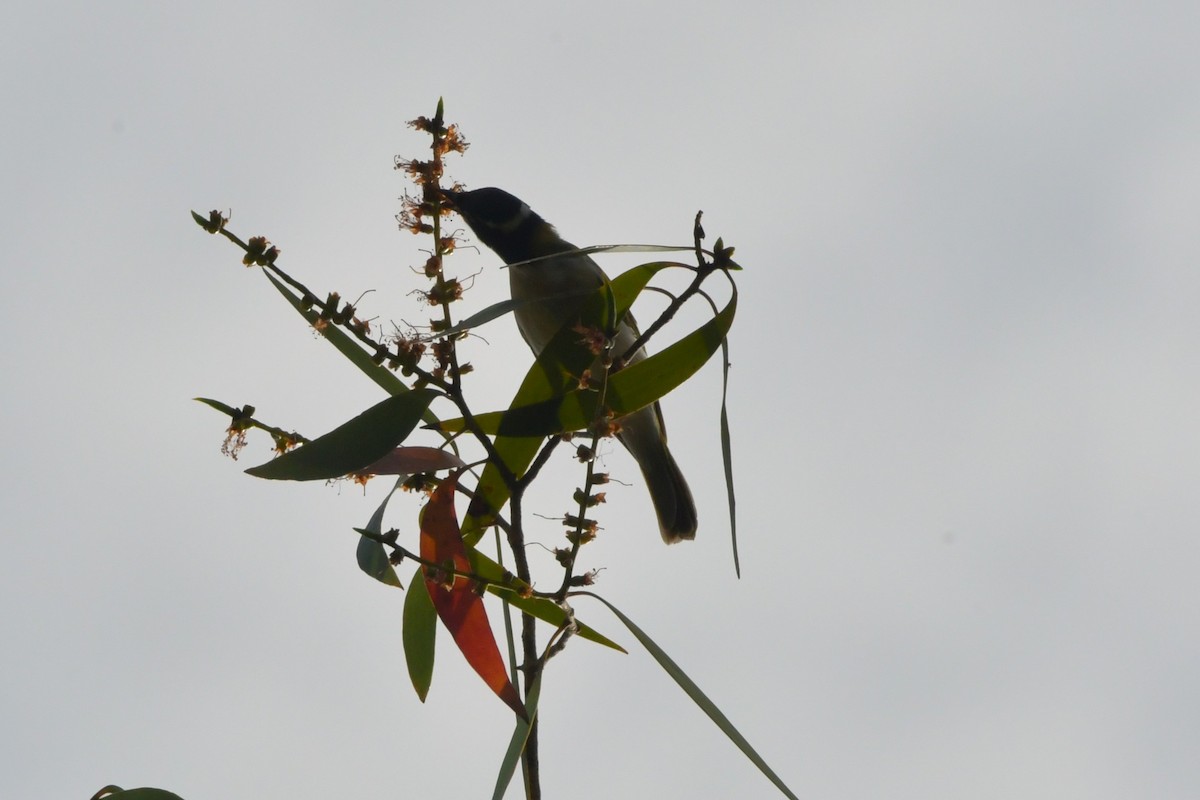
[618,403,698,543]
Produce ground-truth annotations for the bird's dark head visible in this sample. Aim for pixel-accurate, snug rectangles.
[442,187,569,264]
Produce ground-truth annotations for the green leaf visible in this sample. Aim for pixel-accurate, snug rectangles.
[436,297,524,337]
[245,390,437,480]
[719,333,739,578]
[465,548,625,652]
[356,535,400,586]
[262,271,412,398]
[694,285,741,577]
[492,669,541,800]
[193,397,243,417]
[607,260,679,311]
[491,587,623,652]
[435,289,614,339]
[89,789,186,800]
[582,244,692,255]
[443,285,736,437]
[355,479,405,587]
[403,568,437,701]
[461,435,541,544]
[260,270,451,445]
[579,593,798,800]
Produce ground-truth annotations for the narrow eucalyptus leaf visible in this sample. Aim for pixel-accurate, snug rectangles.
[403,570,437,701]
[580,593,799,800]
[492,670,542,800]
[246,390,436,480]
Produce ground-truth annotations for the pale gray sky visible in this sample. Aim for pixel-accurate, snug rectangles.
[3,2,1198,798]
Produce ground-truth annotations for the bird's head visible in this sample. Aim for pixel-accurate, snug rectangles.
[442,187,571,264]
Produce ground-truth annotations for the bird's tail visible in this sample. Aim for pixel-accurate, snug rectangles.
[618,402,698,543]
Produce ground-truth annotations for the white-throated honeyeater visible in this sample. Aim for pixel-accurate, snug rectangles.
[443,187,697,543]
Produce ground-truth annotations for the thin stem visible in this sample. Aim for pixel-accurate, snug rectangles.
[517,436,564,491]
[508,482,542,800]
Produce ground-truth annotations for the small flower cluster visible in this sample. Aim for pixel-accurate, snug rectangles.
[242,236,280,267]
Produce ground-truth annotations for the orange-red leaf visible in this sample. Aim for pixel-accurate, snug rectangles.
[361,446,466,475]
[419,471,526,719]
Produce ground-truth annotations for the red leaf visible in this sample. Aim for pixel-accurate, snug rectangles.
[360,446,467,475]
[420,471,526,719]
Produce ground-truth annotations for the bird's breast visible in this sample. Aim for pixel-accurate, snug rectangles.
[508,253,606,355]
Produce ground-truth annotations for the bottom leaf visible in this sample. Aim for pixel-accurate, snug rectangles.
[578,592,799,800]
[403,569,437,701]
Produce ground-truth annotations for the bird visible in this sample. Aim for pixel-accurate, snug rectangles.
[442,186,697,543]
